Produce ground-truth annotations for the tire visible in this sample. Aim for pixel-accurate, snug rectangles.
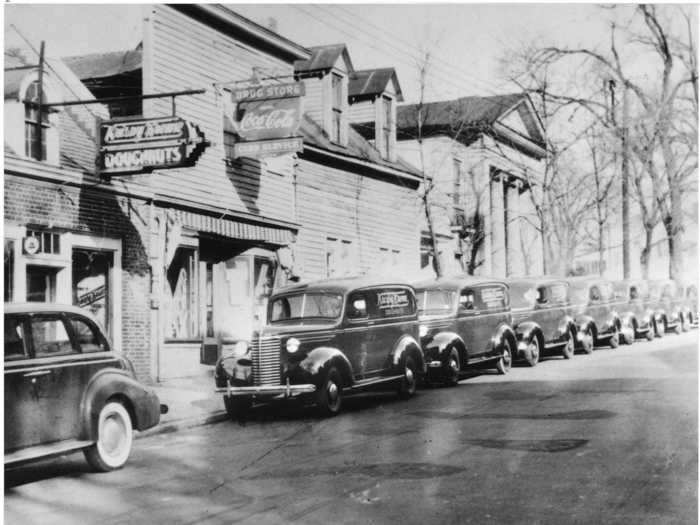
[620,322,634,345]
[496,338,513,375]
[608,327,620,348]
[398,356,418,399]
[524,336,540,367]
[317,366,343,416]
[645,326,654,341]
[561,331,575,359]
[653,318,663,338]
[579,326,594,355]
[442,348,460,387]
[84,401,133,472]
[224,395,252,420]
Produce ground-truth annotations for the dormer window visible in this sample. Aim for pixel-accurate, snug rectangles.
[24,80,49,160]
[331,73,343,143]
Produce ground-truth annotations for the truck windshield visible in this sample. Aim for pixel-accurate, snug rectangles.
[269,293,343,322]
[417,289,456,315]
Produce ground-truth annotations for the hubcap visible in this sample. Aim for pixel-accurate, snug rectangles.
[449,358,459,373]
[102,414,126,457]
[405,367,414,384]
[327,381,339,405]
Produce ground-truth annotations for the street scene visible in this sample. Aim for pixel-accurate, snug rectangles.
[6,332,698,524]
[3,3,698,524]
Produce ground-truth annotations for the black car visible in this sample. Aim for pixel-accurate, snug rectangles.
[215,277,425,417]
[567,277,623,351]
[508,278,578,366]
[612,280,657,341]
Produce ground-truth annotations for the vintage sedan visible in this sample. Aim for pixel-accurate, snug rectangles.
[647,280,684,334]
[567,277,623,351]
[5,304,165,472]
[214,277,425,417]
[413,277,516,386]
[612,280,657,341]
[508,278,578,366]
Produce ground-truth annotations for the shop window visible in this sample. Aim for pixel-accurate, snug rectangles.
[26,265,57,302]
[166,248,198,339]
[72,249,112,335]
[331,73,343,144]
[4,240,14,302]
[31,316,74,356]
[24,80,50,161]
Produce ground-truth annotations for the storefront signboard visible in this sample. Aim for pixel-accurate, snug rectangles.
[230,81,305,159]
[98,116,208,175]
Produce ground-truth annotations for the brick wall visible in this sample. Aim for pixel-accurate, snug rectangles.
[4,173,154,381]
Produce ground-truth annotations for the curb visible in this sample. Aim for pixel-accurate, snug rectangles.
[137,410,229,439]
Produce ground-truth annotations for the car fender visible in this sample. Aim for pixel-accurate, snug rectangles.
[560,316,577,339]
[575,315,595,334]
[298,347,354,387]
[494,323,517,355]
[391,335,426,374]
[513,320,540,343]
[81,368,161,440]
[423,331,466,362]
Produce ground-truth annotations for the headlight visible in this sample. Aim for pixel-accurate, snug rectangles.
[419,325,428,338]
[221,340,249,359]
[286,337,300,353]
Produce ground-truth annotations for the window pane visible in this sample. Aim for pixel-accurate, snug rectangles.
[375,289,413,318]
[4,240,14,302]
[26,266,57,302]
[69,317,104,353]
[5,316,26,359]
[166,249,198,339]
[32,317,74,356]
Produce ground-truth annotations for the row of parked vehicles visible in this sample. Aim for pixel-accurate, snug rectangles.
[214,275,698,417]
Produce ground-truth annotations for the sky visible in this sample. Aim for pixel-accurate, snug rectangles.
[4,2,625,104]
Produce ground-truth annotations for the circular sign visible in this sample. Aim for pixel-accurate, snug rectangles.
[23,236,40,255]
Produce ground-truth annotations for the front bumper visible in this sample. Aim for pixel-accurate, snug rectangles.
[215,381,316,397]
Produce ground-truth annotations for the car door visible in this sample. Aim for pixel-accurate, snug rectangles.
[456,287,480,357]
[343,290,376,379]
[464,284,508,357]
[372,287,416,374]
[4,314,42,452]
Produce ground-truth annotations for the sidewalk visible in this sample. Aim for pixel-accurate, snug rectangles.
[138,371,228,439]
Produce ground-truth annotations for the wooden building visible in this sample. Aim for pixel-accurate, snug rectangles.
[4,5,422,381]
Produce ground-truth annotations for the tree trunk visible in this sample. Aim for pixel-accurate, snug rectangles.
[640,226,653,279]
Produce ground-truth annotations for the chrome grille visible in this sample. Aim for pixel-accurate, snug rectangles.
[252,336,281,386]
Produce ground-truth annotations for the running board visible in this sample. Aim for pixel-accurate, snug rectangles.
[346,375,404,391]
[5,439,94,466]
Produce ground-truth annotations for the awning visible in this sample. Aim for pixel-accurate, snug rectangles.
[175,209,295,246]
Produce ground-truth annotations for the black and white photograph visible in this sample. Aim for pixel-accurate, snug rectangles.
[3,2,698,523]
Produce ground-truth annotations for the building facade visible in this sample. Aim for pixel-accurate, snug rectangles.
[4,4,422,382]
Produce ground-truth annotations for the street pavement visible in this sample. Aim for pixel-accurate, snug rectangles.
[5,331,698,525]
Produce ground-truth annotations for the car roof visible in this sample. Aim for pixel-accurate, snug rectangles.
[507,276,568,288]
[412,275,507,291]
[4,303,102,322]
[273,275,414,296]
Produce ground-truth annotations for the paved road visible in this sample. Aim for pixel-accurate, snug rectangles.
[6,331,698,525]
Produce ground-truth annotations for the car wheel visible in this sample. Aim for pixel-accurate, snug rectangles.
[443,348,460,387]
[224,395,252,420]
[524,336,540,367]
[398,356,418,399]
[561,332,575,359]
[580,327,594,354]
[620,322,634,345]
[680,313,688,332]
[645,326,654,341]
[84,401,133,472]
[609,327,620,348]
[496,338,512,374]
[317,366,343,416]
[653,318,663,338]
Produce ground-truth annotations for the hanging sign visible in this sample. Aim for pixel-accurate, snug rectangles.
[230,81,304,159]
[98,116,208,175]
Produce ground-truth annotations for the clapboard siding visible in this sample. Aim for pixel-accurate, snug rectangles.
[302,77,324,128]
[140,5,296,224]
[294,157,420,279]
[348,100,375,123]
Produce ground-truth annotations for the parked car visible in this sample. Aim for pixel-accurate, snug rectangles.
[566,277,622,351]
[647,280,683,334]
[413,276,516,386]
[214,277,425,417]
[4,303,165,472]
[612,280,657,341]
[684,283,698,327]
[508,277,578,366]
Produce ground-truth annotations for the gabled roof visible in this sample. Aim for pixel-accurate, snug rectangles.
[294,44,353,76]
[348,68,403,102]
[64,48,142,80]
[4,67,33,100]
[300,113,421,180]
[396,93,546,158]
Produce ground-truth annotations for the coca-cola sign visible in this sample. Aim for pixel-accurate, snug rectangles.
[98,116,208,176]
[230,82,304,158]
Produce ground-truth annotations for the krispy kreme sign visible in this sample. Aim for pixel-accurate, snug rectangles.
[230,82,304,158]
[99,116,208,175]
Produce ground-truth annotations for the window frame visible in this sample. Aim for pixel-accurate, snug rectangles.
[23,80,50,161]
[331,72,344,144]
[29,313,78,358]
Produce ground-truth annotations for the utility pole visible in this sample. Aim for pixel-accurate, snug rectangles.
[35,40,45,161]
[607,79,630,279]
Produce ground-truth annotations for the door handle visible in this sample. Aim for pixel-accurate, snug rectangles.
[23,370,52,378]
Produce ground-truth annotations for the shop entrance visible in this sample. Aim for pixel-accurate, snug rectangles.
[72,249,114,337]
